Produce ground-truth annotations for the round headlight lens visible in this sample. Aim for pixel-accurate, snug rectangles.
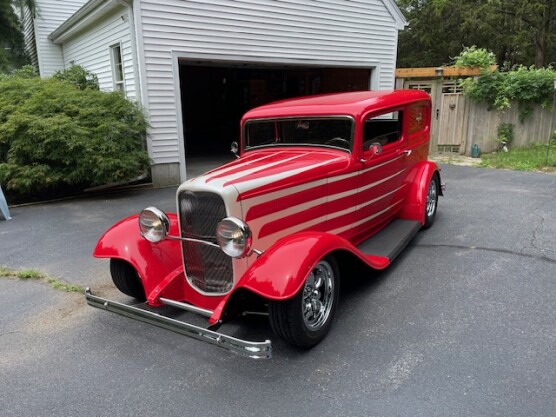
[139,207,170,243]
[216,217,252,258]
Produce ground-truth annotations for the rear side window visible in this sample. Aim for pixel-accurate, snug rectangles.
[363,111,403,149]
[408,103,429,135]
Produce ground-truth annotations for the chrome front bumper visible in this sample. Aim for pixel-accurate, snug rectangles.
[85,288,272,359]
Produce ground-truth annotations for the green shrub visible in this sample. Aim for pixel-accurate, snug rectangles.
[0,68,150,196]
[454,46,496,69]
[497,123,514,146]
[0,65,38,80]
[461,65,556,121]
[52,65,99,90]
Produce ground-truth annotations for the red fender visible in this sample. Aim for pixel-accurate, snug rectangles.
[209,231,389,323]
[93,213,184,303]
[399,160,441,224]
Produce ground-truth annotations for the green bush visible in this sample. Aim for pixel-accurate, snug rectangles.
[461,65,556,121]
[497,123,514,146]
[454,46,496,69]
[0,65,38,80]
[52,65,99,90]
[0,68,150,196]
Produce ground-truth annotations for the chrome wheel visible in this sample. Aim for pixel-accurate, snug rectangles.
[302,261,335,331]
[426,178,437,218]
[423,175,439,229]
[268,255,340,348]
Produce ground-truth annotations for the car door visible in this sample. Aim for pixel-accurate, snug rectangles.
[353,107,408,243]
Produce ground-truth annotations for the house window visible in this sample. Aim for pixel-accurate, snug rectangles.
[110,43,125,94]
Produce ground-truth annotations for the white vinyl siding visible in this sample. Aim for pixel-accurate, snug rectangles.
[138,0,403,166]
[32,0,87,76]
[21,7,38,68]
[60,7,136,100]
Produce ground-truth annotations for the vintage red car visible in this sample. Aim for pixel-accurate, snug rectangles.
[87,90,443,359]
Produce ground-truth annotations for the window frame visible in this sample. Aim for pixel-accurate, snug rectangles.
[361,108,405,155]
[110,42,125,95]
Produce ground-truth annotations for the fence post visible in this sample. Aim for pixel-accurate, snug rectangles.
[0,184,12,220]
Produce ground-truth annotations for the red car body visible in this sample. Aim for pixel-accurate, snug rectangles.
[88,90,442,358]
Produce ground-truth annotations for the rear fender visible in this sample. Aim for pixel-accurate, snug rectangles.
[93,213,183,301]
[399,161,441,224]
[210,231,389,323]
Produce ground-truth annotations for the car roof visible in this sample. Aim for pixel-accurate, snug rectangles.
[242,90,430,120]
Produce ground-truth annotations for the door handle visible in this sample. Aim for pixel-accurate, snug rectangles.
[402,149,412,157]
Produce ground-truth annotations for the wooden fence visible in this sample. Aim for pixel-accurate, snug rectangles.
[464,101,556,155]
[397,74,556,156]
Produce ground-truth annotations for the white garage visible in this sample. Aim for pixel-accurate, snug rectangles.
[25,0,407,185]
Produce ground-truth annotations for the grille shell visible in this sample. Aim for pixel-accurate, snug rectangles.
[178,190,233,293]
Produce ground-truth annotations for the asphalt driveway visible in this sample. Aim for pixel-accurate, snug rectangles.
[0,164,555,417]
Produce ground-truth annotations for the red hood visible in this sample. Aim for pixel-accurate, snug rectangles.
[198,148,351,201]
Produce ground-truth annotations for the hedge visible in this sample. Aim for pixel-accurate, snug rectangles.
[0,66,150,196]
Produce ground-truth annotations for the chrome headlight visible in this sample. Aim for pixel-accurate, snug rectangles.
[139,207,170,243]
[216,217,252,258]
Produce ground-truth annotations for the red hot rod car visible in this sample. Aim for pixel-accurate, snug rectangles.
[87,90,443,359]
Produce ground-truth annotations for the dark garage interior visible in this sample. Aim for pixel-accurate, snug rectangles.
[179,63,371,160]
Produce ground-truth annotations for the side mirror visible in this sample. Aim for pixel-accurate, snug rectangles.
[230,141,239,159]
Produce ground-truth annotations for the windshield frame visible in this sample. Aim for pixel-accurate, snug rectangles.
[242,115,356,153]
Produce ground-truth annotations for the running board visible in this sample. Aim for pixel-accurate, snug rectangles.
[357,219,421,261]
[85,288,272,359]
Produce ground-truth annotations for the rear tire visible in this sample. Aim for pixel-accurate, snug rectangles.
[109,259,146,301]
[423,174,439,229]
[269,255,339,348]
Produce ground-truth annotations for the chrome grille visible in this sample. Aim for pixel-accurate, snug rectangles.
[178,191,233,293]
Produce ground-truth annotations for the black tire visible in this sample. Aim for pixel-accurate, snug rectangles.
[269,255,340,348]
[423,174,439,229]
[109,259,146,301]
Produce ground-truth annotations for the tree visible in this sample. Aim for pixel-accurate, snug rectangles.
[486,0,556,68]
[396,0,495,68]
[0,0,36,72]
[395,0,556,68]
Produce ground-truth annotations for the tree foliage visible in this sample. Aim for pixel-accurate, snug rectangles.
[52,65,99,90]
[461,66,556,121]
[0,0,36,72]
[396,0,556,68]
[454,46,496,69]
[0,67,150,195]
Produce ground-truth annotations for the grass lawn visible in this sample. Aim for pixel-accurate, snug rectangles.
[479,142,556,173]
[0,265,83,293]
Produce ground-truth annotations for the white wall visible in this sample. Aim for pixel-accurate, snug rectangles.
[61,7,136,100]
[21,6,39,68]
[32,0,87,76]
[136,0,404,175]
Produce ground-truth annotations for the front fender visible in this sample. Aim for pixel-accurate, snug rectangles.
[93,213,183,299]
[210,231,390,323]
[399,161,441,224]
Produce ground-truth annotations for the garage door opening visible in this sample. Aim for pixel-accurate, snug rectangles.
[179,63,371,174]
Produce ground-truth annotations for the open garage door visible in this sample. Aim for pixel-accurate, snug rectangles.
[179,63,371,174]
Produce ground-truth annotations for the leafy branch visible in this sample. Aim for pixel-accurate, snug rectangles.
[460,65,556,121]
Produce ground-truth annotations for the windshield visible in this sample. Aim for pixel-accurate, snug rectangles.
[244,117,354,151]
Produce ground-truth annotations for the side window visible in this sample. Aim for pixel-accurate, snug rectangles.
[363,110,403,151]
[110,43,125,95]
[408,104,428,135]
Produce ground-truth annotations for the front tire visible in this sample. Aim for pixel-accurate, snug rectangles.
[269,255,339,348]
[109,259,146,301]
